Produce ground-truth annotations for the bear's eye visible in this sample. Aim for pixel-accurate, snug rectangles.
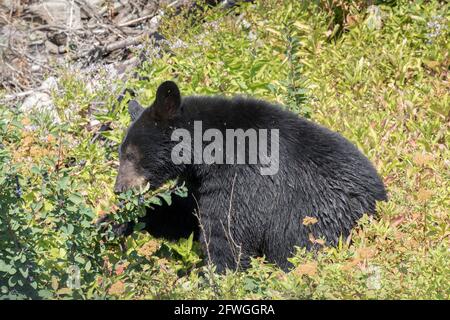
[125,153,135,161]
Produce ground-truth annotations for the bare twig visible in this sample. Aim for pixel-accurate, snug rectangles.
[192,194,221,298]
[2,89,36,102]
[105,34,147,52]
[118,14,157,27]
[220,173,242,271]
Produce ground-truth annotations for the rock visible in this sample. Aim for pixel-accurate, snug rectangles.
[21,92,60,123]
[28,0,82,30]
[89,119,101,127]
[31,65,41,72]
[40,77,58,91]
[84,0,103,9]
[149,11,164,31]
[366,5,383,30]
[20,77,60,123]
[48,32,68,46]
[45,40,59,54]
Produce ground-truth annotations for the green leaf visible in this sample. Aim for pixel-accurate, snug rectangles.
[57,175,70,190]
[38,290,53,299]
[68,193,83,205]
[18,267,29,278]
[160,192,172,206]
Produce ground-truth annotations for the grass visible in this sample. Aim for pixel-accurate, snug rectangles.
[0,0,449,299]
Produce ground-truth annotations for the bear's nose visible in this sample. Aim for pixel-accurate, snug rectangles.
[114,181,124,194]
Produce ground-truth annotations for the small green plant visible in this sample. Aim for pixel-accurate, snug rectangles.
[168,233,202,271]
[280,14,310,117]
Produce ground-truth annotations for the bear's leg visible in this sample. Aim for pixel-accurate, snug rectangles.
[198,226,236,273]
[198,214,251,273]
[263,233,302,272]
[141,192,199,240]
[265,252,294,272]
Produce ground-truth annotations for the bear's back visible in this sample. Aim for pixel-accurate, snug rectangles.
[179,95,386,201]
[181,95,298,129]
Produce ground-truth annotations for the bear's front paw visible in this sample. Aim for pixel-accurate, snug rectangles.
[96,215,134,237]
[111,222,134,237]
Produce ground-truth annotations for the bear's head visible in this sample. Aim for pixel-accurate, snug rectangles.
[114,81,182,193]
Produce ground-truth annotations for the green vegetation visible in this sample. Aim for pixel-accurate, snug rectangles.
[1,0,449,299]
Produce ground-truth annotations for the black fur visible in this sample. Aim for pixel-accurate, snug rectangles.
[117,81,387,272]
[119,192,199,241]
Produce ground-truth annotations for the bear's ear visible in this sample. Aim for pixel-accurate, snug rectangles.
[153,81,181,120]
[128,100,144,121]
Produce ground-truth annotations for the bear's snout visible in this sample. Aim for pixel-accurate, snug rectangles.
[113,179,125,194]
[114,160,147,194]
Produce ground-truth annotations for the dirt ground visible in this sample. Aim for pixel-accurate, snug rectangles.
[0,0,227,104]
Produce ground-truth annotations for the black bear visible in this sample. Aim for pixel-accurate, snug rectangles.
[114,81,387,272]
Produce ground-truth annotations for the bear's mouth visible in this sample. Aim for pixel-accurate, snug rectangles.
[114,161,148,194]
